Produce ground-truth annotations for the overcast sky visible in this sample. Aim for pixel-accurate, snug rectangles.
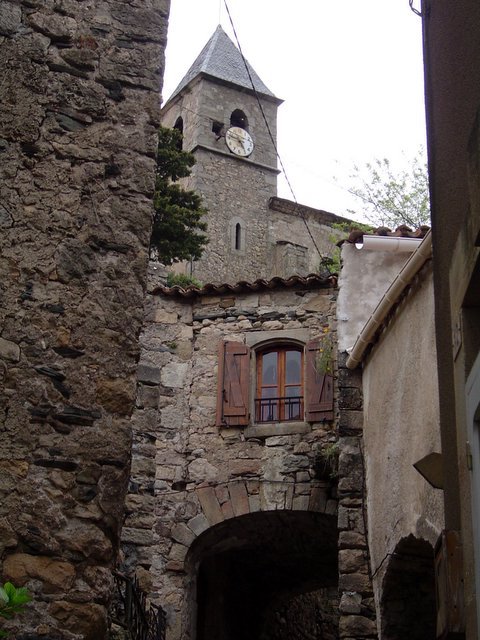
[162,0,426,220]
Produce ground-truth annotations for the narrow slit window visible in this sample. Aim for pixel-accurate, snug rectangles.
[173,116,183,150]
[235,223,242,250]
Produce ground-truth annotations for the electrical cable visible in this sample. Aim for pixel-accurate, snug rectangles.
[408,0,422,17]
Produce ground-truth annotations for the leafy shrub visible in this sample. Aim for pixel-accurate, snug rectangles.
[0,582,31,638]
[166,272,202,289]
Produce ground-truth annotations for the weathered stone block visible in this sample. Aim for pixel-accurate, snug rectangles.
[338,410,364,435]
[325,499,338,515]
[339,549,368,573]
[136,383,160,409]
[339,614,377,637]
[96,377,135,414]
[339,388,363,410]
[228,458,261,476]
[229,481,250,516]
[188,458,219,482]
[0,2,22,36]
[282,454,310,472]
[339,591,362,614]
[338,366,363,389]
[137,364,161,384]
[0,337,20,362]
[48,601,107,640]
[308,486,328,512]
[339,531,368,550]
[161,362,189,388]
[120,527,154,546]
[154,309,178,323]
[338,506,365,534]
[292,495,309,510]
[171,523,195,547]
[197,486,224,525]
[339,572,373,593]
[187,513,209,537]
[3,553,75,592]
[248,493,261,513]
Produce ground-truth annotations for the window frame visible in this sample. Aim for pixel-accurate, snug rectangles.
[255,345,304,423]
[216,331,334,433]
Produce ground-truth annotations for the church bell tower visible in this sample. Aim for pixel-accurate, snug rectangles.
[161,25,283,284]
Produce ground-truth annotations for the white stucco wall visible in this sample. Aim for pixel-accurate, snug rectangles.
[362,265,443,614]
[337,243,411,352]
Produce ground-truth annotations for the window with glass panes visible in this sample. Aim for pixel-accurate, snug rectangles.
[255,347,304,422]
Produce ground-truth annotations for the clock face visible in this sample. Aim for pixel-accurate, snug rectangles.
[225,127,254,157]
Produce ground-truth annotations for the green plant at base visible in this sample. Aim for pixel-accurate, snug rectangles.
[166,272,202,289]
[0,582,31,638]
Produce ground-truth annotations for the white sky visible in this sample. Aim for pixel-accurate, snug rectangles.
[162,0,426,220]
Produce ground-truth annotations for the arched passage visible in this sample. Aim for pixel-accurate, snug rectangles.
[380,535,436,640]
[186,510,338,640]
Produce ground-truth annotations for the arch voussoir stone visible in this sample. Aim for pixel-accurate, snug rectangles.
[189,478,337,541]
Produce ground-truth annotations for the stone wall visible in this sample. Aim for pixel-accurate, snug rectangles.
[337,354,377,639]
[0,1,170,637]
[126,282,339,639]
[261,588,339,640]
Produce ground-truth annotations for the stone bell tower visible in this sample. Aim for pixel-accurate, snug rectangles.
[161,25,283,284]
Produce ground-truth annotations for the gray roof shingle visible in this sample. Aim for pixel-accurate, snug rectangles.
[165,25,277,104]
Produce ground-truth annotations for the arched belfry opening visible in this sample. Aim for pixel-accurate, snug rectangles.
[186,510,339,640]
[230,108,248,131]
[380,535,436,640]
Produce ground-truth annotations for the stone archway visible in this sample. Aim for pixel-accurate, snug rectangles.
[187,509,338,640]
[380,535,436,640]
[154,477,338,639]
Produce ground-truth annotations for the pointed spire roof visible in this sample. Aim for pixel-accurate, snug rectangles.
[165,25,279,105]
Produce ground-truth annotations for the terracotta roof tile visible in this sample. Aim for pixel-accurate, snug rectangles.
[344,225,430,245]
[152,273,336,299]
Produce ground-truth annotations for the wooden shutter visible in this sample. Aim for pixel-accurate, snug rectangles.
[305,339,334,422]
[216,341,250,427]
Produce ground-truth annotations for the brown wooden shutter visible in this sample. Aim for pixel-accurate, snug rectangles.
[216,341,250,427]
[305,339,334,422]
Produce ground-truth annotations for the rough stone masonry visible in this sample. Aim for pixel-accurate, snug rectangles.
[0,1,170,637]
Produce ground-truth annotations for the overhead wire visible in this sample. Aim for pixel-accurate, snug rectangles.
[408,0,422,17]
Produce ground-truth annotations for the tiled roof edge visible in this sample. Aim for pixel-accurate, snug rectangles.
[342,224,430,245]
[151,273,337,299]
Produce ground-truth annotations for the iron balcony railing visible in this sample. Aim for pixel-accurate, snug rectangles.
[255,396,304,423]
[112,571,166,640]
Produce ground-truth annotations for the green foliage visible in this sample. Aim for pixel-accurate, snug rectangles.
[315,442,339,481]
[319,222,374,275]
[347,150,430,228]
[151,127,208,265]
[0,582,31,637]
[319,252,341,276]
[315,327,334,375]
[166,272,202,289]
